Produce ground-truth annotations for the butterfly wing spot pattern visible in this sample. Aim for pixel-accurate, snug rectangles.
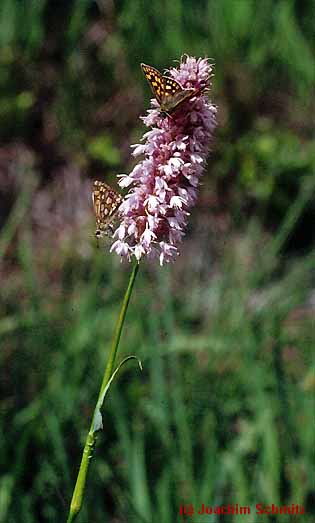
[92,181,123,240]
[141,63,204,114]
[140,64,165,105]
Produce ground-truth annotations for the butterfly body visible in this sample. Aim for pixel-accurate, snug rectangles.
[141,63,204,114]
[92,181,122,239]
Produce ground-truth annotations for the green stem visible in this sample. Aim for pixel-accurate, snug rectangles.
[66,261,139,523]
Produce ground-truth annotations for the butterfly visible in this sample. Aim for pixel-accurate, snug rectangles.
[141,63,205,114]
[92,180,123,239]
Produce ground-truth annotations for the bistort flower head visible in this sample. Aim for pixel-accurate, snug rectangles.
[111,55,217,265]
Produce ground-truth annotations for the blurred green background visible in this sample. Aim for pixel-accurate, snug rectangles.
[0,1,314,522]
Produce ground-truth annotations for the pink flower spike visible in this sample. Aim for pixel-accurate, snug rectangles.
[111,55,217,264]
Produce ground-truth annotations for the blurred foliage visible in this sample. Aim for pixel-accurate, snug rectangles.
[0,0,314,522]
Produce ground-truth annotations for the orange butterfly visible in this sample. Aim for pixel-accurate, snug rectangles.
[92,181,122,239]
[141,63,205,114]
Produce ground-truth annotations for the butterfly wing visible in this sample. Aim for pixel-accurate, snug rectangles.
[92,181,123,238]
[162,76,184,96]
[161,84,207,113]
[141,63,166,105]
